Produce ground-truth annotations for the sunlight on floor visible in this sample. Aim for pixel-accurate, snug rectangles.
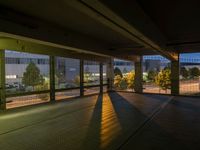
[100,94,122,148]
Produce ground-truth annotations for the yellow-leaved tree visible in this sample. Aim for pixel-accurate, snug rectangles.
[126,71,135,89]
[155,68,171,92]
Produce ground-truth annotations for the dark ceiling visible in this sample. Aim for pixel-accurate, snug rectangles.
[137,0,200,52]
[0,0,200,57]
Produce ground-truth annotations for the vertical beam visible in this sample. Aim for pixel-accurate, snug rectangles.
[50,55,55,101]
[80,59,84,96]
[134,56,143,93]
[171,55,180,95]
[100,62,103,93]
[0,50,6,110]
[107,57,114,91]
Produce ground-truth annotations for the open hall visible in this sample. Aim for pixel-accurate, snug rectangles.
[0,1,200,150]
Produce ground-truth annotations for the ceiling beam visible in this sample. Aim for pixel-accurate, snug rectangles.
[67,0,177,60]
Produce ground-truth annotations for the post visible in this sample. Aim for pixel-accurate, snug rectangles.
[100,62,103,93]
[0,50,6,110]
[134,56,143,93]
[171,55,180,95]
[50,55,55,101]
[80,59,84,96]
[107,57,114,91]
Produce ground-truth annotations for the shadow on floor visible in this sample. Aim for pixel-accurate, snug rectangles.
[82,92,189,150]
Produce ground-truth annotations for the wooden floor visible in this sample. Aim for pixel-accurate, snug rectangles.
[0,92,199,150]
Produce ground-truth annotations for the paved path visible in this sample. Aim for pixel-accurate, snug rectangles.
[0,92,199,150]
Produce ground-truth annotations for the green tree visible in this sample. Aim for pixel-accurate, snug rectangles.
[114,67,123,77]
[123,67,128,74]
[155,68,171,91]
[22,62,44,90]
[189,67,200,78]
[147,70,157,82]
[180,67,189,79]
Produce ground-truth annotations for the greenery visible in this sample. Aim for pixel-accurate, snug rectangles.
[114,70,135,90]
[155,68,171,91]
[189,67,200,78]
[180,67,189,79]
[114,75,122,89]
[147,70,157,81]
[114,67,123,77]
[74,75,80,86]
[22,62,45,90]
[35,81,49,101]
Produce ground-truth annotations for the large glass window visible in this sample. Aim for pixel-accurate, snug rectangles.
[5,50,50,94]
[143,55,171,94]
[55,57,80,89]
[179,53,200,96]
[113,59,135,91]
[5,50,50,108]
[84,60,100,86]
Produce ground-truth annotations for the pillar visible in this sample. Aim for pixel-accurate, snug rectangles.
[134,56,143,93]
[80,59,84,96]
[0,50,6,110]
[100,62,103,93]
[50,55,55,101]
[171,56,180,95]
[107,57,114,91]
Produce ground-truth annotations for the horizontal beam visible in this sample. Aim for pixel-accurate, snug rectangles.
[0,37,110,62]
[74,0,177,61]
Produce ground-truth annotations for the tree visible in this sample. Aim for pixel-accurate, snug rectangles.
[147,70,157,81]
[123,67,128,74]
[155,68,171,91]
[114,75,122,89]
[180,67,189,79]
[189,67,200,78]
[126,71,135,89]
[22,62,44,90]
[114,67,123,77]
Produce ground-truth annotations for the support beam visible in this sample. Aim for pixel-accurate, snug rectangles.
[171,56,180,95]
[0,50,6,110]
[50,56,55,101]
[100,62,103,93]
[80,59,84,96]
[134,56,143,93]
[71,0,177,61]
[0,37,110,63]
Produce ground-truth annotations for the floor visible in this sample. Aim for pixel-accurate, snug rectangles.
[0,92,200,150]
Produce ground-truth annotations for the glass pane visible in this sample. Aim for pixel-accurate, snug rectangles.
[55,57,80,89]
[103,64,107,84]
[5,50,50,95]
[113,59,135,91]
[55,89,80,100]
[6,93,50,109]
[180,53,200,96]
[84,86,100,95]
[143,55,171,94]
[84,60,100,86]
